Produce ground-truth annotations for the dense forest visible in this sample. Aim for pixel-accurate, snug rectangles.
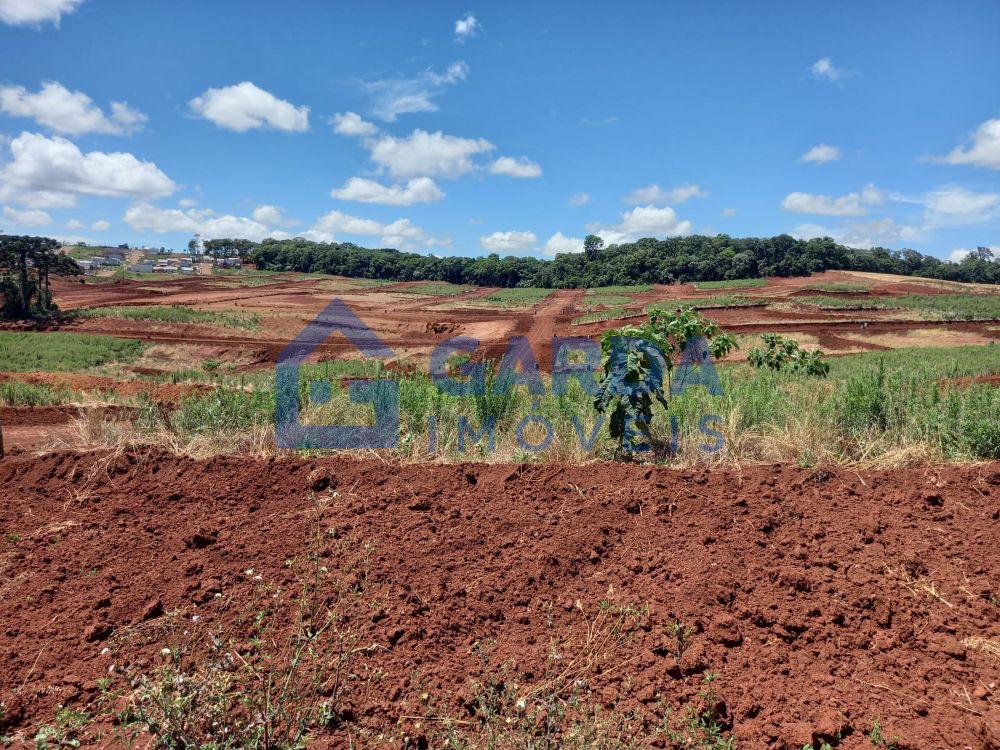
[249,234,999,287]
[1,234,81,319]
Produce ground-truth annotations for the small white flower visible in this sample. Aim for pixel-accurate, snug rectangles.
[100,647,110,656]
[192,615,201,623]
[245,568,255,576]
[161,648,171,656]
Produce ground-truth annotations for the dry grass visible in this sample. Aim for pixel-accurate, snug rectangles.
[962,636,1000,658]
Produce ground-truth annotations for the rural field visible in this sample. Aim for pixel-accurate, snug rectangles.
[0,266,998,748]
[2,1,999,747]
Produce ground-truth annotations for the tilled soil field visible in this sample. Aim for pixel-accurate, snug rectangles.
[0,451,998,748]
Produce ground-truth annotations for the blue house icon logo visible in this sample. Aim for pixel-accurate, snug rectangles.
[275,298,399,449]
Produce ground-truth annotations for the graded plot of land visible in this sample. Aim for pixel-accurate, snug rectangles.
[0,450,996,748]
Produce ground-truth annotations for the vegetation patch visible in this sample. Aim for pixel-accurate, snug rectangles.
[800,282,871,293]
[584,294,635,307]
[799,293,1000,320]
[587,284,654,294]
[482,287,554,307]
[693,278,767,290]
[0,380,72,406]
[394,281,473,295]
[76,304,261,330]
[0,331,143,372]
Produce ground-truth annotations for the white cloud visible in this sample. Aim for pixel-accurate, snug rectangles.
[0,131,176,208]
[3,204,51,227]
[480,230,537,252]
[306,209,447,250]
[0,0,82,26]
[588,204,692,245]
[64,218,83,230]
[251,204,296,226]
[622,183,706,205]
[921,186,999,226]
[781,185,883,216]
[91,219,109,231]
[799,143,841,164]
[368,128,493,179]
[178,198,197,208]
[454,13,479,41]
[948,246,998,262]
[490,156,542,178]
[330,111,378,137]
[568,192,590,206]
[364,61,469,121]
[330,176,444,206]
[811,57,848,81]
[0,81,147,136]
[934,119,1000,170]
[189,82,309,132]
[791,219,924,248]
[124,202,285,242]
[722,208,737,217]
[541,232,583,257]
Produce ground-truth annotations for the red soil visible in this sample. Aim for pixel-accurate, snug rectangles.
[0,450,997,748]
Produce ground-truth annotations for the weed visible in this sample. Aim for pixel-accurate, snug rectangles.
[748,334,830,377]
[0,332,143,372]
[659,673,735,749]
[75,305,261,330]
[693,278,766,290]
[33,705,90,749]
[669,620,693,665]
[868,718,899,749]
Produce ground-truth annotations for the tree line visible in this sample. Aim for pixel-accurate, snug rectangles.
[0,235,82,319]
[248,234,999,287]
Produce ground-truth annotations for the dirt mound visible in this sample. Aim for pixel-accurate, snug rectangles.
[0,404,136,426]
[0,451,997,747]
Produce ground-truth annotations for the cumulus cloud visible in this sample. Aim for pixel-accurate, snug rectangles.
[330,111,378,137]
[480,230,537,252]
[933,119,1000,170]
[0,0,82,26]
[124,202,285,242]
[568,192,590,206]
[541,232,583,257]
[454,13,479,41]
[920,186,999,226]
[0,81,147,136]
[0,131,176,208]
[489,156,542,178]
[948,246,998,263]
[588,205,692,245]
[3,204,51,227]
[64,218,83,230]
[189,82,309,132]
[330,176,444,206]
[91,219,109,231]
[799,144,841,164]
[367,129,493,179]
[621,183,706,205]
[722,208,737,217]
[791,219,924,248]
[810,57,849,81]
[251,204,297,227]
[306,209,447,250]
[781,185,883,216]
[363,62,468,121]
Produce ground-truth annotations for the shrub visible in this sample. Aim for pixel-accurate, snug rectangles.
[748,334,829,377]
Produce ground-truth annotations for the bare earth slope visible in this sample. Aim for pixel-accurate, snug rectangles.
[0,451,998,748]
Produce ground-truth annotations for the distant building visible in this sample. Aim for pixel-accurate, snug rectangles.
[213,257,242,269]
[130,263,154,273]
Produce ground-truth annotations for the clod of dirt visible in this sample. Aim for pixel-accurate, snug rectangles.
[184,529,219,549]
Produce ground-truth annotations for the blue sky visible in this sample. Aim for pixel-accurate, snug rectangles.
[0,0,997,261]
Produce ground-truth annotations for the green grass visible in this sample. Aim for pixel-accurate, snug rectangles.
[693,278,767,290]
[481,287,554,307]
[0,380,73,406]
[586,284,653,295]
[395,281,473,295]
[75,305,261,329]
[583,294,635,307]
[152,340,999,465]
[0,331,143,372]
[572,307,638,325]
[799,282,871,293]
[799,293,1000,320]
[650,296,766,311]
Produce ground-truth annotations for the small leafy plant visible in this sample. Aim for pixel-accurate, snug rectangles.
[595,308,736,454]
[748,333,830,377]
